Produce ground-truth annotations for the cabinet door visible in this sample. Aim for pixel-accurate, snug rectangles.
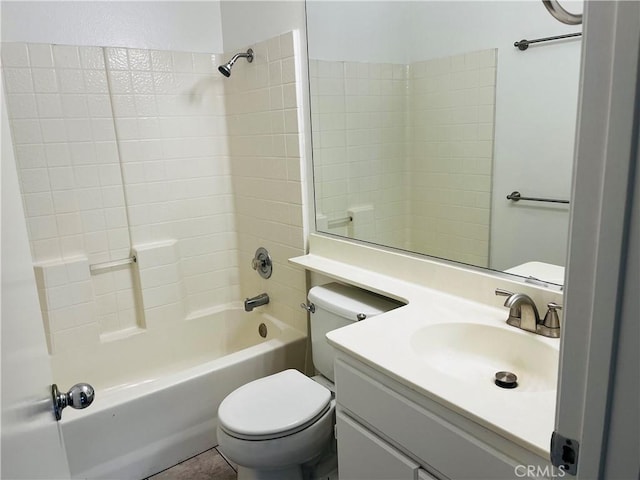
[337,411,419,480]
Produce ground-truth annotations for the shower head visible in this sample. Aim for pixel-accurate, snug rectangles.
[218,48,254,77]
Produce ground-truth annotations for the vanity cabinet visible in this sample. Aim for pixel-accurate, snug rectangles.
[334,355,556,480]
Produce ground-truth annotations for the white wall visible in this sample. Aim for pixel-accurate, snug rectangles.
[1,1,223,52]
[220,1,305,52]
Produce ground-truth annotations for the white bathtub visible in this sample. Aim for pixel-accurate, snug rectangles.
[52,308,307,480]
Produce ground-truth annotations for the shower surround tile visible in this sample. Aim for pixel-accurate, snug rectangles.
[309,48,496,267]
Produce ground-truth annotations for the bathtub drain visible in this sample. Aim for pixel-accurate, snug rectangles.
[258,323,268,338]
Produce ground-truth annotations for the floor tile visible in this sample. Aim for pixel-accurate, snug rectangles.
[148,448,237,480]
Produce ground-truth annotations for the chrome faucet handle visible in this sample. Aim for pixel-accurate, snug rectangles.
[538,302,562,338]
[495,288,514,298]
[543,302,562,328]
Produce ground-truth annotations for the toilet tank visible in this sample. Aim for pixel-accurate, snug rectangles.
[308,283,401,382]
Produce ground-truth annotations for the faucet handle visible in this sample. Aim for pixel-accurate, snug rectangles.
[543,302,562,329]
[495,288,514,297]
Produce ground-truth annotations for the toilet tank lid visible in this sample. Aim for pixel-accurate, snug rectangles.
[308,283,401,321]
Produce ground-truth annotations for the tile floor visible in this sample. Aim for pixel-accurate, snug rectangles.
[146,447,237,480]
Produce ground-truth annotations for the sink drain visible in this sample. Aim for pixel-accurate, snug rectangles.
[494,371,518,389]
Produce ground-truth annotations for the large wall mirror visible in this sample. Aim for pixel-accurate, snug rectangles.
[306,1,582,286]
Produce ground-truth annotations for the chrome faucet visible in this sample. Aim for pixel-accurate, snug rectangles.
[495,289,561,338]
[244,293,269,312]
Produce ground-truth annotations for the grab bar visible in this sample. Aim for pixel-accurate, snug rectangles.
[507,191,570,204]
[90,255,137,274]
[542,0,582,25]
[327,216,353,228]
[514,32,582,51]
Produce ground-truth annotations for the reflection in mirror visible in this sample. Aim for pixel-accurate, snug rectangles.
[306,1,582,286]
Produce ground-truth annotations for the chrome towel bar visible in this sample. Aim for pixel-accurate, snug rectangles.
[507,191,570,204]
[514,32,581,51]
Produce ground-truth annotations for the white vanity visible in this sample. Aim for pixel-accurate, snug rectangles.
[291,235,565,480]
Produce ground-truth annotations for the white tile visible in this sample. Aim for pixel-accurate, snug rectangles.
[192,53,214,73]
[69,142,97,165]
[279,32,295,58]
[84,70,109,93]
[57,69,85,93]
[151,50,173,71]
[56,213,83,236]
[53,45,81,69]
[32,238,61,261]
[282,84,297,109]
[53,323,99,353]
[74,165,100,188]
[268,61,282,85]
[65,119,93,142]
[7,93,38,119]
[49,167,75,190]
[52,190,78,213]
[29,215,58,240]
[105,47,129,70]
[281,57,296,84]
[3,68,34,93]
[91,118,116,141]
[131,71,155,94]
[24,192,55,216]
[172,51,193,72]
[107,71,132,94]
[15,144,46,168]
[87,94,113,117]
[61,94,89,118]
[11,119,42,144]
[95,142,119,164]
[79,46,105,69]
[36,93,63,118]
[128,48,151,71]
[1,43,29,67]
[27,44,54,68]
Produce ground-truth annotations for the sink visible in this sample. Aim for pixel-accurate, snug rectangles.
[410,323,559,392]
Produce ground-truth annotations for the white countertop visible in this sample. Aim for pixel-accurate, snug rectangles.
[290,252,559,459]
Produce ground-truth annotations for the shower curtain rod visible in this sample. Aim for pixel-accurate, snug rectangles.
[514,32,582,51]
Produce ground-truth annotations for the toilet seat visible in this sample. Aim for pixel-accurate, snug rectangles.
[218,369,331,440]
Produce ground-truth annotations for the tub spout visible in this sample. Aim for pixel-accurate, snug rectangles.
[244,293,269,312]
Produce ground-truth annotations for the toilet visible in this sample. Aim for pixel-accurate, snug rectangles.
[216,282,399,480]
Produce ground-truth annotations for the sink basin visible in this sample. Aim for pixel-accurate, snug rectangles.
[410,323,559,392]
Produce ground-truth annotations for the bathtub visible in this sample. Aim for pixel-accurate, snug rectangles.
[51,308,307,480]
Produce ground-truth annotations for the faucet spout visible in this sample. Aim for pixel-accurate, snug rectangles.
[244,293,269,312]
[498,291,541,333]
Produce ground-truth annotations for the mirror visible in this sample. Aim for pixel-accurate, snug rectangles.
[306,1,582,286]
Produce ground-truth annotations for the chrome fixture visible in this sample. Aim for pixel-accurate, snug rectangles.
[327,215,353,229]
[514,32,582,51]
[506,191,570,204]
[218,48,254,77]
[495,289,562,338]
[244,293,269,312]
[52,383,95,421]
[542,0,582,25]
[252,247,273,279]
[300,302,315,313]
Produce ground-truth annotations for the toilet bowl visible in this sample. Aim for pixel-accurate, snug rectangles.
[216,283,400,480]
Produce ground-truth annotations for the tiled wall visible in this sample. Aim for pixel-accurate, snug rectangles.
[310,49,496,266]
[309,59,409,249]
[224,31,307,333]
[408,49,496,267]
[2,33,307,354]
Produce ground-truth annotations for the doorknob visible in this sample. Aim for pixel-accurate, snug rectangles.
[51,383,95,421]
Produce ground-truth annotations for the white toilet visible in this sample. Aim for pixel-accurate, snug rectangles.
[216,282,399,480]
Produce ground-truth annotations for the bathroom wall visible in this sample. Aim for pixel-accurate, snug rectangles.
[2,2,310,356]
[223,31,308,333]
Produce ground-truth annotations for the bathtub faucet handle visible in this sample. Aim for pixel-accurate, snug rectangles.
[51,382,95,421]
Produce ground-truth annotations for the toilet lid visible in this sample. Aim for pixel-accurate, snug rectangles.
[218,369,331,438]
